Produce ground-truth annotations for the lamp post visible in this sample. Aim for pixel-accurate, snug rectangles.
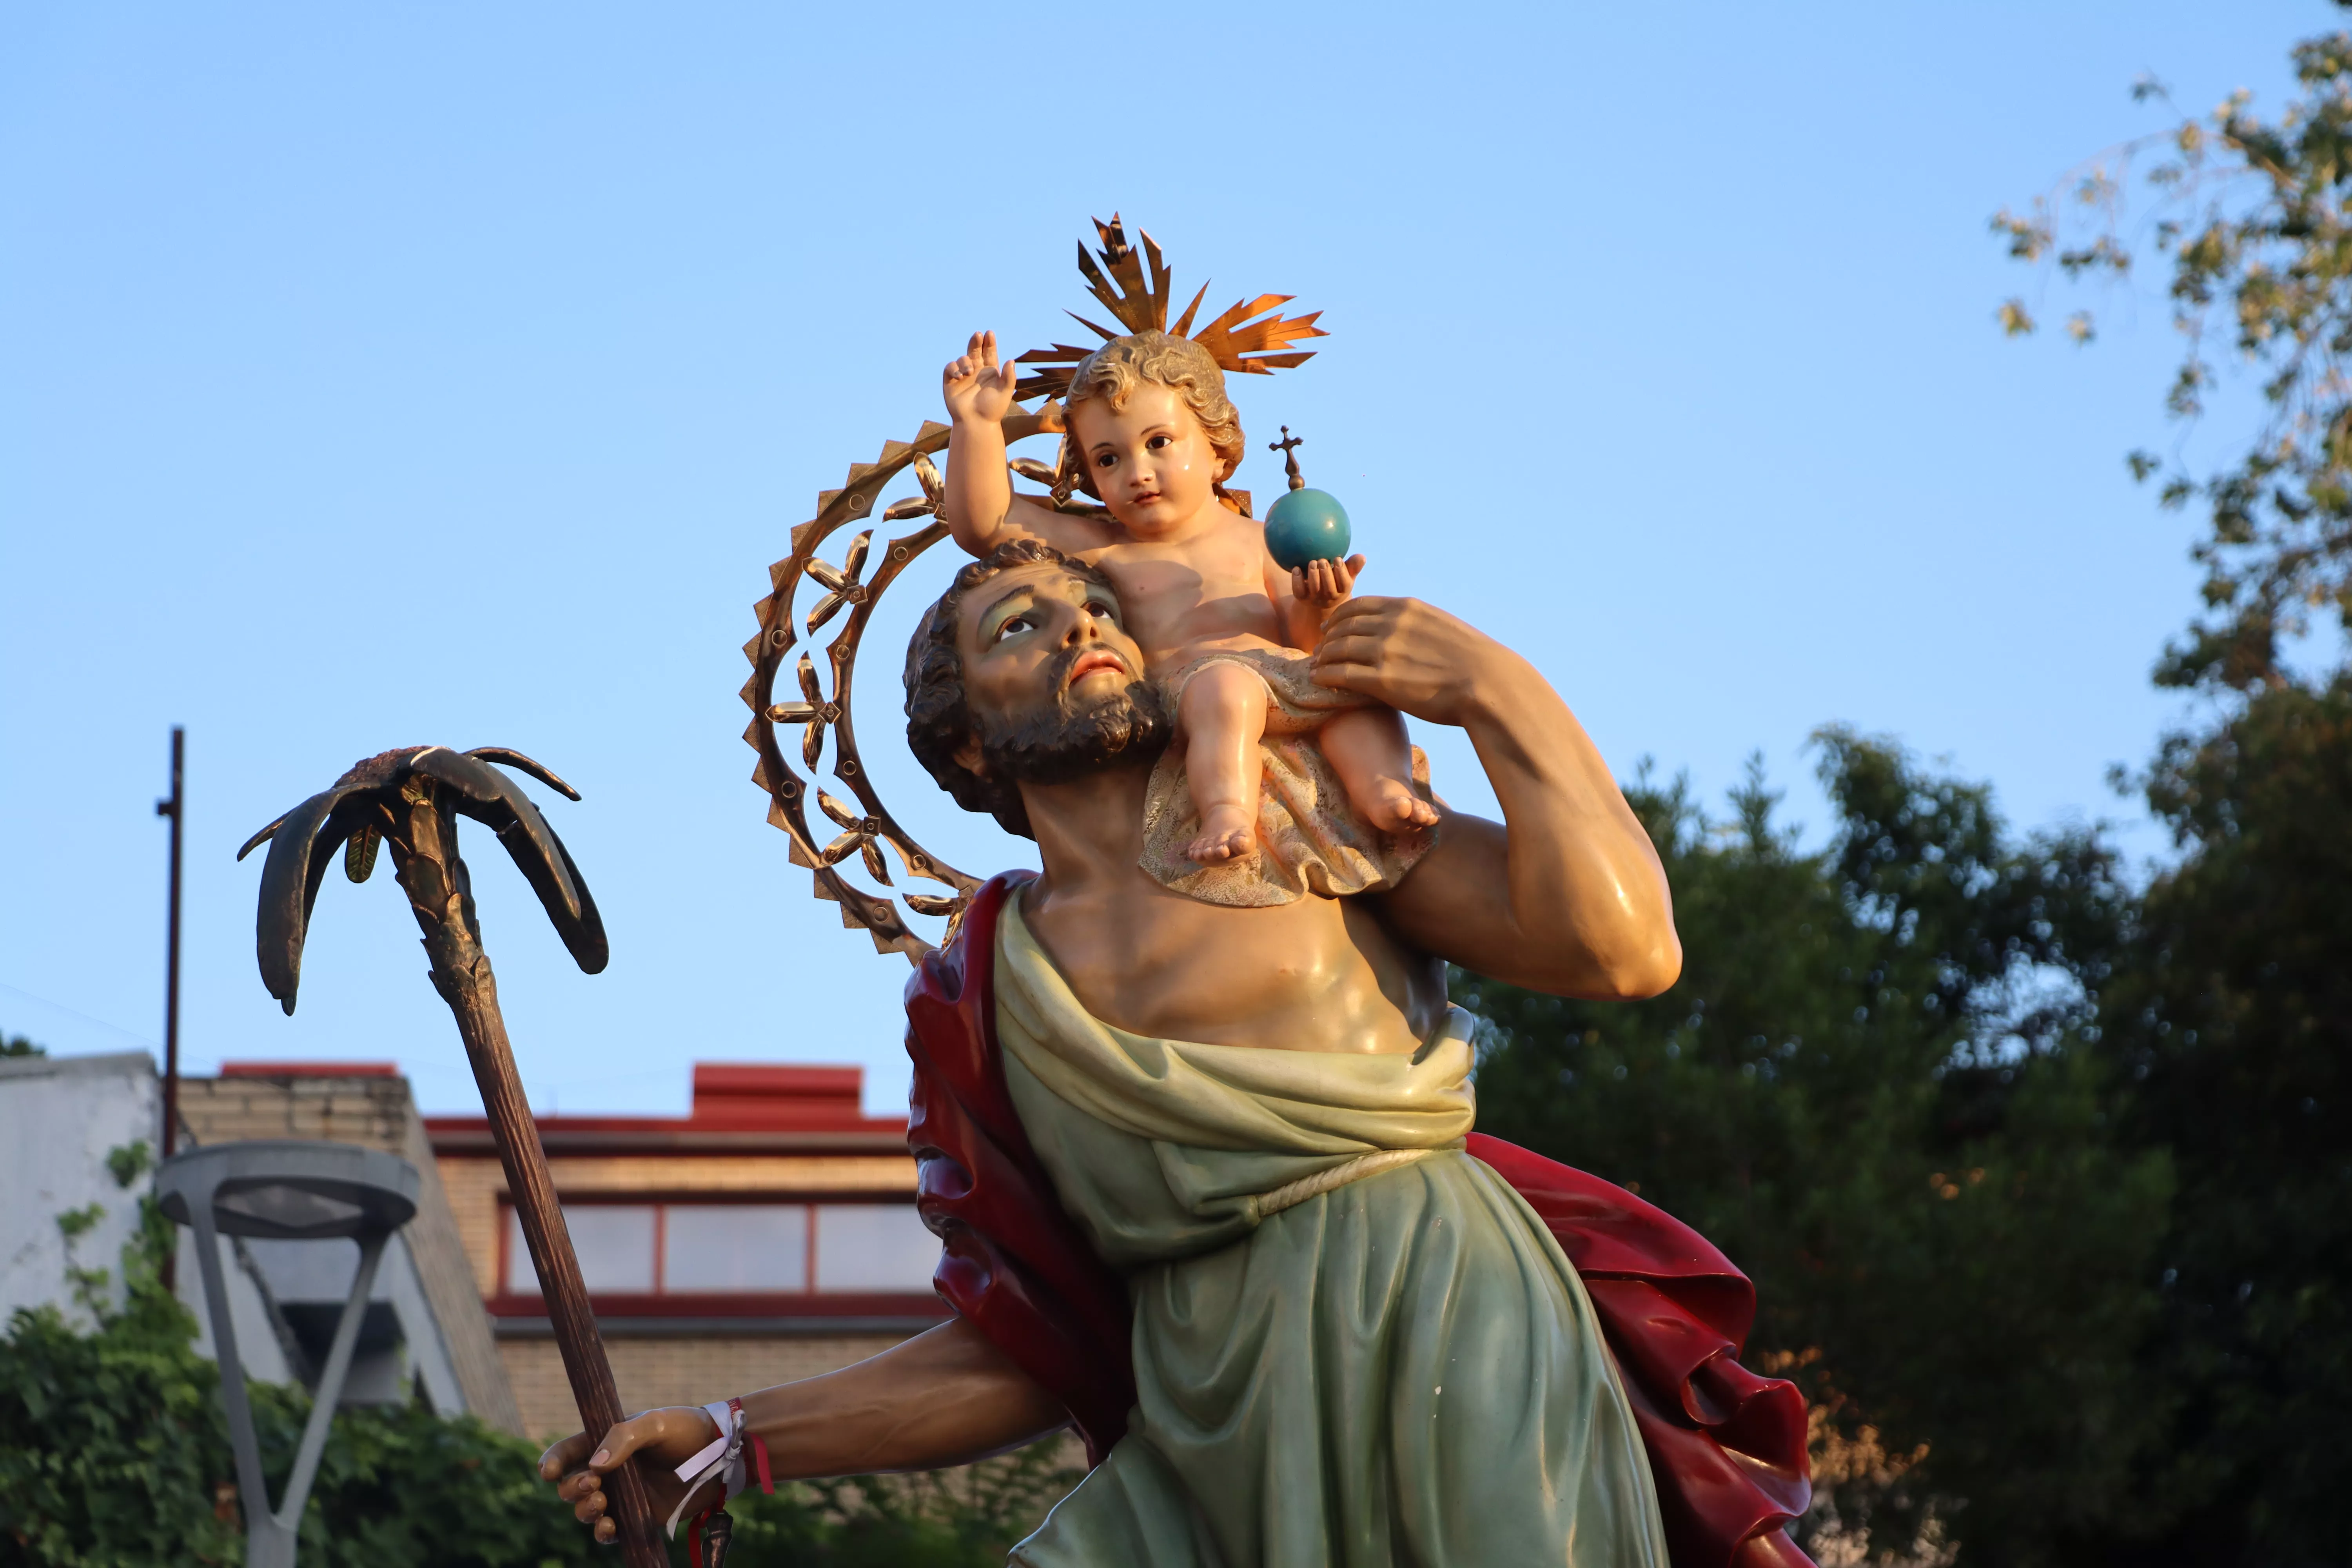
[159,1140,419,1568]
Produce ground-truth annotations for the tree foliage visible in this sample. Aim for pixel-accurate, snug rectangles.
[1990,13,2352,1562]
[2086,676,2352,1562]
[1462,740,2171,1565]
[1995,5,2352,692]
[0,1142,597,1568]
[701,1447,1083,1568]
[0,1159,1072,1566]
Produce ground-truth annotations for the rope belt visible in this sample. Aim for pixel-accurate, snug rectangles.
[1255,1147,1436,1218]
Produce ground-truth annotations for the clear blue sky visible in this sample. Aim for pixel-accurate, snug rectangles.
[0,2,2316,1116]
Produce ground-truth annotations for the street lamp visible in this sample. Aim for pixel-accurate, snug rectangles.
[159,1140,419,1568]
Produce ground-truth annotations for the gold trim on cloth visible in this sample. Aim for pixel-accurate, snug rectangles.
[1253,1147,1437,1216]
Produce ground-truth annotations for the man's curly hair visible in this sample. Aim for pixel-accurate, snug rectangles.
[902,538,1116,839]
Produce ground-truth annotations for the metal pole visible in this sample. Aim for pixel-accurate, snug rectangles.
[264,1229,388,1564]
[156,726,183,1160]
[160,1143,417,1568]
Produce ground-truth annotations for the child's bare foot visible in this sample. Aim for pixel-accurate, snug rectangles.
[1352,778,1439,835]
[1186,806,1256,864]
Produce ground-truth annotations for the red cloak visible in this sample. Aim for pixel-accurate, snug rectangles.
[905,873,1817,1568]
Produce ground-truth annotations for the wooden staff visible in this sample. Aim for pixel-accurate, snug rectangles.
[243,746,666,1567]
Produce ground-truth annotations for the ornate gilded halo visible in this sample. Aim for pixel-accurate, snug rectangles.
[1012,213,1328,402]
[743,217,1323,961]
[740,410,1093,960]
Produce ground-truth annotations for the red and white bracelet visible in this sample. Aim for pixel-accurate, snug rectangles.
[666,1396,773,1565]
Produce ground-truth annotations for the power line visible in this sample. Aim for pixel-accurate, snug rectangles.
[0,979,160,1049]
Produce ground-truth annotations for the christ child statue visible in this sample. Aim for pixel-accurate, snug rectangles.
[939,327,1439,872]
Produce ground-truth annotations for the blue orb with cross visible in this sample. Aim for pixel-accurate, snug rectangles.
[1263,486,1352,570]
[1260,425,1351,570]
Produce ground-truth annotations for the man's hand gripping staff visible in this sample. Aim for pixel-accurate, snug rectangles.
[238,745,670,1568]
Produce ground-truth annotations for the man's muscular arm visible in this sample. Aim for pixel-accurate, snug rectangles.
[539,1316,1066,1544]
[1310,597,1681,1000]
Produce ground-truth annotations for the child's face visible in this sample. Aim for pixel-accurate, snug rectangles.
[1068,385,1222,537]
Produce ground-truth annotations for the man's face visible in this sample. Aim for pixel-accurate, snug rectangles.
[951,561,1165,785]
[1067,384,1221,536]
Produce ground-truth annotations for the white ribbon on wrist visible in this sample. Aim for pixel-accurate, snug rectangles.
[665,1399,747,1540]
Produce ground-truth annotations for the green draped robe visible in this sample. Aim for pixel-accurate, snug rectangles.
[992,895,1670,1568]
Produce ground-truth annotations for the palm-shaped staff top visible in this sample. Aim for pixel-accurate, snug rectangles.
[234,742,664,1565]
[236,744,607,1014]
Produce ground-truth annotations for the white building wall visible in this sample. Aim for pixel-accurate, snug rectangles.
[0,1052,160,1328]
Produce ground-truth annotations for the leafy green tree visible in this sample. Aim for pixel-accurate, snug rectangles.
[0,1141,595,1568]
[2079,679,2352,1562]
[1996,12,2352,1560]
[1993,7,2352,695]
[1461,738,2172,1564]
[0,1033,44,1059]
[0,1154,1073,1566]
[707,1446,1083,1568]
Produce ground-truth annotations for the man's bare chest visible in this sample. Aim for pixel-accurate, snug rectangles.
[1022,892,1427,1055]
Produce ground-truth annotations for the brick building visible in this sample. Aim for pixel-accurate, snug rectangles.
[194,1060,946,1439]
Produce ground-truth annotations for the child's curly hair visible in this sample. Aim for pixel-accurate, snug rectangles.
[1060,331,1245,497]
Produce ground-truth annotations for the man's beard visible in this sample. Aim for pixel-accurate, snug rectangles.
[975,651,1172,787]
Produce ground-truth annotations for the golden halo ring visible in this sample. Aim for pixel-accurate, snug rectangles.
[739,407,1080,960]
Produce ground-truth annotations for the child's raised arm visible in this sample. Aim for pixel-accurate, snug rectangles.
[941,330,1076,557]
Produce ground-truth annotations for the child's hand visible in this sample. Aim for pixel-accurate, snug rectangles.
[943,330,1020,425]
[1292,554,1367,612]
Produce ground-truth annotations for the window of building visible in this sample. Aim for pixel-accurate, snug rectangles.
[503,1200,933,1296]
[506,1205,655,1295]
[812,1203,941,1292]
[664,1205,808,1292]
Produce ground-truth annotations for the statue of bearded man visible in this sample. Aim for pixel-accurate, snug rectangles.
[543,540,1816,1568]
